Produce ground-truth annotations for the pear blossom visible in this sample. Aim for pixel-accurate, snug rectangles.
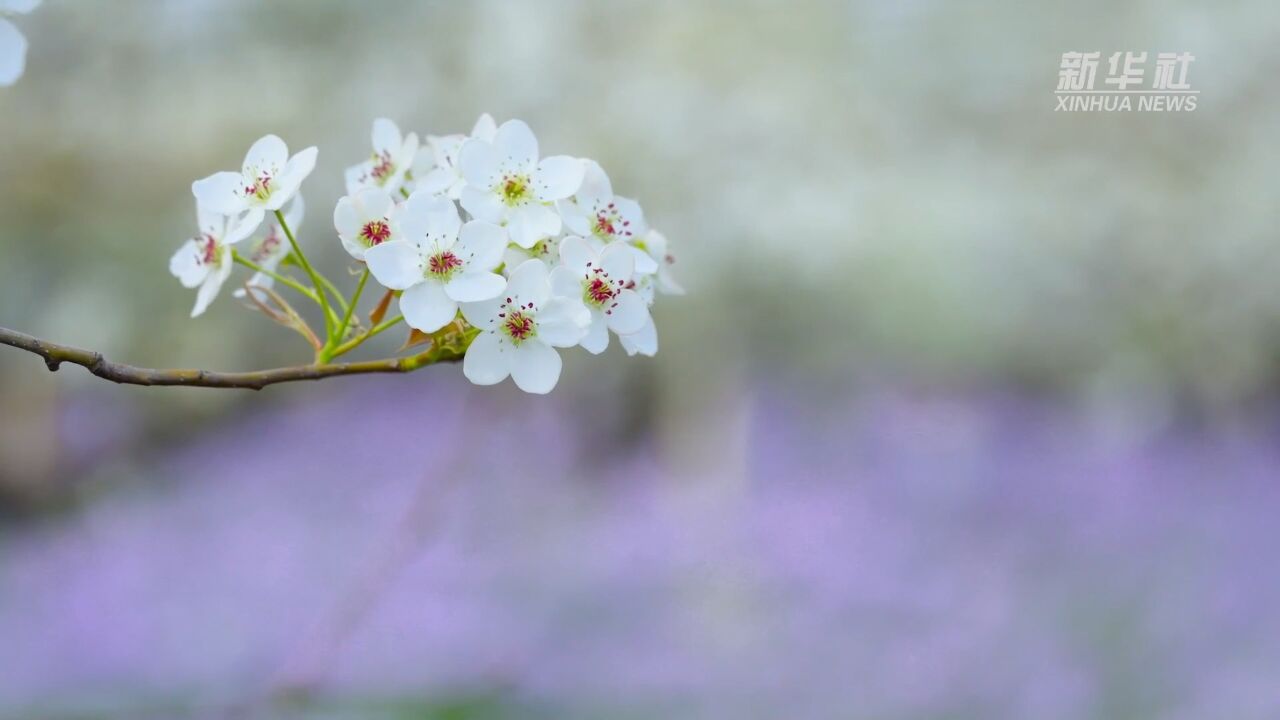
[458,119,585,248]
[619,317,658,357]
[634,229,685,295]
[169,203,256,318]
[549,236,650,354]
[0,0,41,87]
[192,135,318,236]
[557,160,657,274]
[365,194,507,333]
[461,259,590,394]
[233,196,304,299]
[413,113,497,199]
[501,234,561,273]
[333,187,401,261]
[344,118,419,197]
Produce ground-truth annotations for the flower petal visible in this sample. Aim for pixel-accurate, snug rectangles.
[226,208,264,244]
[169,240,208,289]
[619,317,658,357]
[493,119,538,174]
[243,134,288,176]
[460,296,502,330]
[575,160,614,207]
[463,331,510,386]
[364,240,424,291]
[444,270,506,303]
[507,203,560,249]
[399,279,457,333]
[558,235,596,275]
[371,118,401,156]
[402,192,460,251]
[471,112,497,141]
[269,146,318,209]
[510,341,561,394]
[458,138,499,190]
[533,156,585,202]
[599,242,636,283]
[548,265,581,299]
[0,19,28,87]
[604,289,649,335]
[453,221,507,270]
[537,297,590,347]
[505,259,550,306]
[459,185,504,224]
[192,171,249,215]
[580,314,609,354]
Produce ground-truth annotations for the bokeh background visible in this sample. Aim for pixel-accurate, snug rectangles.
[2,1,1279,718]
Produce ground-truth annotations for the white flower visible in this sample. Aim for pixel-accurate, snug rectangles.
[461,259,590,394]
[458,119,585,248]
[333,187,401,261]
[169,202,256,318]
[619,317,658,357]
[344,118,419,197]
[412,113,497,199]
[557,159,657,274]
[365,194,507,333]
[549,236,650,354]
[0,0,41,87]
[233,195,304,299]
[635,228,684,295]
[192,135,318,237]
[501,234,561,273]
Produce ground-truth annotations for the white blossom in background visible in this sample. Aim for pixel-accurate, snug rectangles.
[365,194,507,333]
[412,113,497,199]
[192,135,318,236]
[169,203,256,318]
[333,187,401,261]
[458,119,585,248]
[233,196,304,299]
[549,237,650,354]
[344,118,418,197]
[558,159,657,274]
[461,259,589,394]
[635,229,684,295]
[619,317,658,357]
[0,0,41,87]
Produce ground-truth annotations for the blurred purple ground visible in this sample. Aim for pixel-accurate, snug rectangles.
[2,379,1280,719]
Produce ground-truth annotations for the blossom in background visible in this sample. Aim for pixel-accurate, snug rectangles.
[459,119,585,248]
[412,113,497,199]
[334,187,401,261]
[192,135,318,236]
[635,229,684,296]
[550,237,649,354]
[232,196,304,299]
[0,0,41,87]
[619,317,658,357]
[461,259,589,394]
[344,118,419,197]
[169,202,256,318]
[558,160,657,274]
[365,193,507,333]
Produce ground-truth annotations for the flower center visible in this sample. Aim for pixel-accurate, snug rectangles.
[593,202,633,240]
[368,151,396,184]
[360,220,392,247]
[249,227,282,262]
[497,298,538,344]
[243,172,274,202]
[427,251,463,280]
[198,234,222,266]
[500,174,531,206]
[581,265,622,309]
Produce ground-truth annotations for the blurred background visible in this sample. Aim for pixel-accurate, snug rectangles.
[2,0,1279,718]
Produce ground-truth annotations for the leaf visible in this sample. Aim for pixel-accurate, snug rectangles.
[369,289,394,326]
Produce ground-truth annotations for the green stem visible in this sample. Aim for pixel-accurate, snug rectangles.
[313,268,350,315]
[328,314,404,360]
[336,268,370,341]
[233,251,321,303]
[275,209,336,339]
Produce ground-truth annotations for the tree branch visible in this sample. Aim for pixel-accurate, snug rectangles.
[0,326,461,391]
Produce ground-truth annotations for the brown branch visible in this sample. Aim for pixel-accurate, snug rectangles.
[0,325,461,391]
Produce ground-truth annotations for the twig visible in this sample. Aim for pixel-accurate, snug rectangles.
[0,325,462,391]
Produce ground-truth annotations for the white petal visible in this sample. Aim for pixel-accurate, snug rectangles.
[614,196,648,236]
[599,243,636,283]
[192,172,249,215]
[333,194,361,238]
[416,167,456,196]
[191,257,231,318]
[243,134,288,176]
[0,19,28,87]
[169,240,208,289]
[557,200,593,237]
[510,341,561,394]
[575,160,614,206]
[533,156,585,202]
[344,162,371,195]
[364,240,424,291]
[458,138,499,190]
[463,332,510,386]
[226,208,264,244]
[444,271,506,303]
[537,298,590,348]
[371,118,401,156]
[283,194,306,230]
[493,119,538,173]
[470,113,497,141]
[357,186,394,220]
[558,235,597,274]
[628,244,660,275]
[460,296,503,330]
[604,289,648,335]
[580,314,609,354]
[505,259,550,306]
[453,221,507,270]
[399,279,457,333]
[507,203,560,249]
[401,192,460,248]
[548,265,581,299]
[619,317,658,357]
[269,146,318,209]
[459,185,504,223]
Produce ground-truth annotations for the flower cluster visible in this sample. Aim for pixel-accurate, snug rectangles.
[170,115,681,394]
